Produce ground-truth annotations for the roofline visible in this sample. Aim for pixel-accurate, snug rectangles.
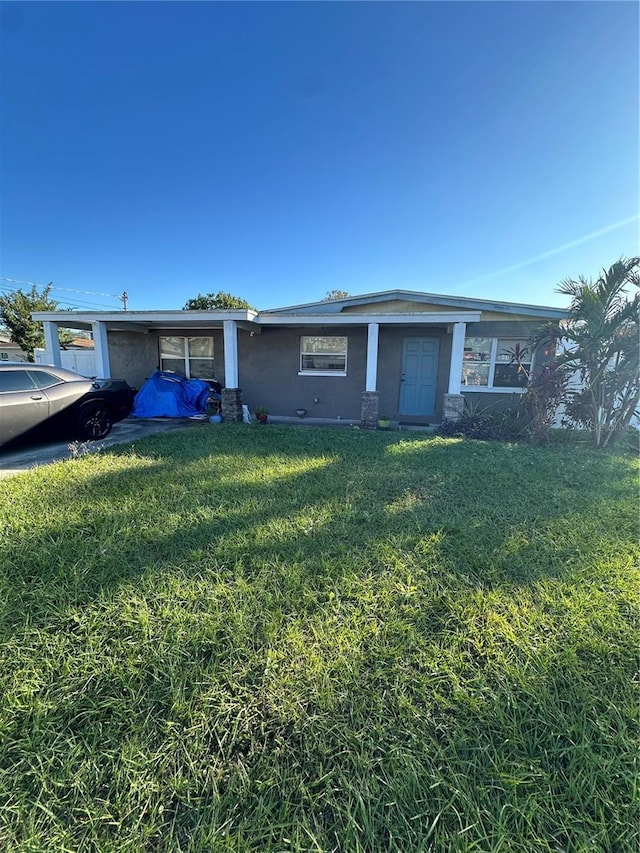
[32,309,257,323]
[262,289,567,319]
[32,289,567,326]
[33,309,482,328]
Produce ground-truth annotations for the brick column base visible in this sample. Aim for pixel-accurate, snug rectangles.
[360,391,379,430]
[221,388,243,423]
[443,393,465,421]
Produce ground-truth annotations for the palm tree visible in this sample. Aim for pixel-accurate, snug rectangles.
[539,257,639,447]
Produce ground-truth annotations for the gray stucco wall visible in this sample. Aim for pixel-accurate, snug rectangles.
[107,329,224,389]
[238,326,368,420]
[107,317,549,421]
[238,324,452,422]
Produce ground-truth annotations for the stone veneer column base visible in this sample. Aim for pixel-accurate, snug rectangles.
[360,391,380,430]
[221,388,243,423]
[443,393,465,421]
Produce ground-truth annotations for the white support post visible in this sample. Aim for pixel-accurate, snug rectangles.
[447,322,466,395]
[91,321,111,378]
[365,322,379,392]
[43,321,62,367]
[223,319,239,388]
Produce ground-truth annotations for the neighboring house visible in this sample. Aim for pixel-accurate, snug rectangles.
[33,290,566,425]
[0,337,29,362]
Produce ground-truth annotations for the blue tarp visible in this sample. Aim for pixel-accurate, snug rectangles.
[131,370,214,418]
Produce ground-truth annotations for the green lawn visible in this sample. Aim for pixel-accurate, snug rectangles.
[0,425,638,852]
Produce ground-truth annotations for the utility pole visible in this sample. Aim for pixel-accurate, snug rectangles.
[120,291,128,311]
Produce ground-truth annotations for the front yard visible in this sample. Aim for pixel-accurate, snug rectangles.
[0,426,637,851]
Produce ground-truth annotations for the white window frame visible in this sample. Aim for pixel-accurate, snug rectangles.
[159,336,215,380]
[461,337,533,393]
[298,335,348,377]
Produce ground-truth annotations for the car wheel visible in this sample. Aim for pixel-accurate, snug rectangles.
[77,402,113,440]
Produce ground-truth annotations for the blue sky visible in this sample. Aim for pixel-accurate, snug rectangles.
[1,1,638,312]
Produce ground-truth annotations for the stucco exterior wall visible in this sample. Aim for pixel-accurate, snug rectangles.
[107,329,225,389]
[467,319,542,338]
[343,300,457,315]
[105,315,551,421]
[375,325,450,422]
[238,324,453,422]
[238,326,368,420]
[341,301,544,323]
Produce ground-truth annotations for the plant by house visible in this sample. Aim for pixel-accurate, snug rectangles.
[502,342,570,445]
[254,405,269,423]
[535,257,639,448]
[436,400,529,441]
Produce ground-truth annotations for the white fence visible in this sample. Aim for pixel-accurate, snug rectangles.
[34,349,97,377]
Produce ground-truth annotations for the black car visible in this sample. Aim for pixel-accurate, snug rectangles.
[0,362,134,447]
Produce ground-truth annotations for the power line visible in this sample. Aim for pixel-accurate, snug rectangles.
[0,278,129,310]
[0,276,121,299]
[0,283,118,311]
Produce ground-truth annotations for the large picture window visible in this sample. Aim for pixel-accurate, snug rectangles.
[299,336,348,375]
[461,337,532,390]
[159,336,215,379]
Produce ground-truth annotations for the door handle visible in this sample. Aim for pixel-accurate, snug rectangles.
[30,395,44,401]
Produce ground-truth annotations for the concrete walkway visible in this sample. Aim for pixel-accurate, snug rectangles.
[0,417,203,478]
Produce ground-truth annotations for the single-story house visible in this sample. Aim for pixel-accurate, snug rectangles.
[0,336,29,362]
[33,290,566,426]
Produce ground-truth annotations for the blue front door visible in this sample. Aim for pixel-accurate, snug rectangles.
[399,337,439,416]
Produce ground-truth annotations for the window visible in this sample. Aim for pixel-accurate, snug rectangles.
[28,370,63,390]
[299,336,348,375]
[461,337,532,390]
[159,336,214,379]
[0,370,37,393]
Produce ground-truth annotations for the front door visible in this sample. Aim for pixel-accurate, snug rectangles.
[399,337,439,416]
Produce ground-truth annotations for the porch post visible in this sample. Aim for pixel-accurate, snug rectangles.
[43,321,62,367]
[365,322,379,391]
[445,321,466,420]
[91,321,111,377]
[222,319,243,422]
[361,323,380,429]
[223,319,239,388]
[447,322,466,394]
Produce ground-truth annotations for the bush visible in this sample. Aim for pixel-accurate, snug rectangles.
[436,406,529,441]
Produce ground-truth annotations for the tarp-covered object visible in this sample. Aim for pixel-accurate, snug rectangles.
[131,370,213,418]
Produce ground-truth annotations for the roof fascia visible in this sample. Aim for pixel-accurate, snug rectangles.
[256,311,482,326]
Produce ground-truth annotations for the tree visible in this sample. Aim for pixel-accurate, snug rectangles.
[0,283,72,361]
[183,291,256,311]
[536,257,640,448]
[323,290,351,301]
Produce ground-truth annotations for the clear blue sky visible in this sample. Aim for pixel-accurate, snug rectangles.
[1,1,638,312]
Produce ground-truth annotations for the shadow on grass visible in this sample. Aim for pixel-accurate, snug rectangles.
[1,426,637,635]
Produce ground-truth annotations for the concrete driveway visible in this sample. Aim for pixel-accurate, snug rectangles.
[0,417,204,478]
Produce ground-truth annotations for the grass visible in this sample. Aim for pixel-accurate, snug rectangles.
[0,424,638,852]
